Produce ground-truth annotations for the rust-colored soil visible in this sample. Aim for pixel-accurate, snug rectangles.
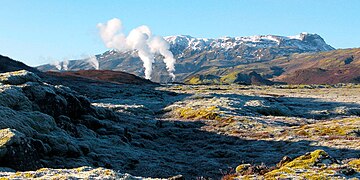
[47,70,155,85]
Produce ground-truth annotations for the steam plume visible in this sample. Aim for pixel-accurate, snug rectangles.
[52,61,62,70]
[97,18,176,80]
[149,36,176,80]
[62,60,69,71]
[88,56,99,70]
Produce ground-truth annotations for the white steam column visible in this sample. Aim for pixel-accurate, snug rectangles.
[97,18,176,80]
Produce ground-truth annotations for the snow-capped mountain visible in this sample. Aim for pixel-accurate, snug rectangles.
[37,33,335,83]
[165,33,333,60]
[166,32,334,52]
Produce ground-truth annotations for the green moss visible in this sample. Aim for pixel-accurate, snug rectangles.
[265,150,332,179]
[176,106,221,120]
[302,172,328,180]
[284,150,327,169]
[37,168,49,172]
[292,118,360,138]
[23,172,34,178]
[104,169,114,176]
[220,72,239,84]
[265,167,294,179]
[235,164,251,173]
[348,159,360,171]
[0,135,12,146]
[187,77,202,85]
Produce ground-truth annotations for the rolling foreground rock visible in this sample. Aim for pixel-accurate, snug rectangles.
[0,70,121,172]
[232,150,360,179]
[0,69,360,179]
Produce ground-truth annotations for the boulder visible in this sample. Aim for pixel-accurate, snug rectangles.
[0,86,33,111]
[0,128,25,155]
[0,128,42,170]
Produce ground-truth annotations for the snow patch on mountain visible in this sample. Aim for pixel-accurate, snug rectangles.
[165,32,334,53]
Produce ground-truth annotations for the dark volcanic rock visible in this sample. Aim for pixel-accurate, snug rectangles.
[0,70,122,171]
[0,55,39,74]
[0,128,42,170]
[0,70,41,85]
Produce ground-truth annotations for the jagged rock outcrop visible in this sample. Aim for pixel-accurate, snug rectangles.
[0,128,42,170]
[0,55,39,73]
[0,70,119,170]
[0,70,41,85]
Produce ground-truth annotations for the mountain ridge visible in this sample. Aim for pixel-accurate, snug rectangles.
[37,32,335,83]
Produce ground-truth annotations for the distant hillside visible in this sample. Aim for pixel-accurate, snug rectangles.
[37,33,334,83]
[0,55,39,73]
[185,48,360,85]
[0,54,155,86]
[272,48,360,84]
[47,70,155,85]
[185,71,275,85]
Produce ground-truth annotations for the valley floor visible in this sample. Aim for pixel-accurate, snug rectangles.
[1,72,360,179]
[83,83,360,179]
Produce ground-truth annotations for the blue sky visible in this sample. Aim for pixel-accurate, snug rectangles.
[0,0,359,66]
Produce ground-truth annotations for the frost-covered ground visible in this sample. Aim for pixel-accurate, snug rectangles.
[0,71,360,179]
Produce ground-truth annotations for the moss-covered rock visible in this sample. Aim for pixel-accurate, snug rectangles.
[0,128,42,170]
[0,70,41,85]
[349,159,360,171]
[0,128,25,157]
[175,106,221,120]
[234,150,360,179]
[235,164,251,173]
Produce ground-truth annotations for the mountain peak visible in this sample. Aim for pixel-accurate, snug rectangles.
[38,32,335,83]
[165,33,334,54]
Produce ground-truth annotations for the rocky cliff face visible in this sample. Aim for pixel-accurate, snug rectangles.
[37,33,334,83]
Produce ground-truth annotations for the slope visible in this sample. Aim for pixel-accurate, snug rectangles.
[37,33,334,83]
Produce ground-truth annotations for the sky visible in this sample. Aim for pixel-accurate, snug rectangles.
[0,0,359,66]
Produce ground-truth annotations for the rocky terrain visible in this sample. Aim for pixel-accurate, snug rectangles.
[37,33,335,83]
[1,60,360,179]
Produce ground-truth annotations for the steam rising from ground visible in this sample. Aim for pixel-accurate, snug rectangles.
[62,60,69,70]
[52,61,62,70]
[87,56,99,70]
[97,18,176,80]
[51,61,68,71]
